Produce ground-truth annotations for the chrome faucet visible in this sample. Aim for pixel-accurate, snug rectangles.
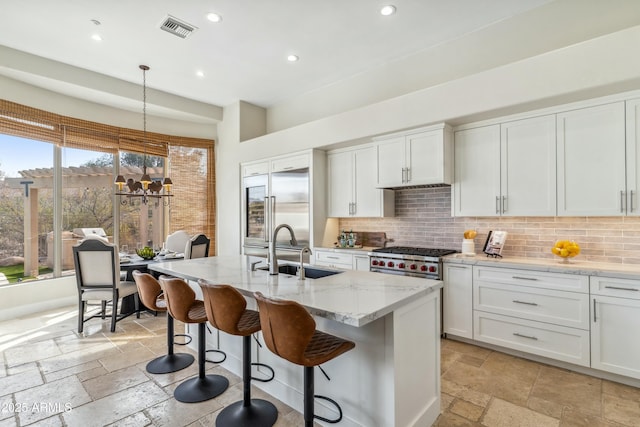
[298,247,312,280]
[269,224,298,275]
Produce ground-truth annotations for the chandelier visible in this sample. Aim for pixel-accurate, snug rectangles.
[114,65,173,206]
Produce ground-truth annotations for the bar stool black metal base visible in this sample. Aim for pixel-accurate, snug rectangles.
[174,375,229,403]
[215,399,278,427]
[146,353,194,374]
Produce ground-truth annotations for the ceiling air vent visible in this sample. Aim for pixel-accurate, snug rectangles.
[159,15,197,39]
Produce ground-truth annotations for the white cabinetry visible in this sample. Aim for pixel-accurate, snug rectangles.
[327,146,394,217]
[590,276,640,379]
[314,248,370,271]
[626,98,640,216]
[472,266,590,366]
[375,124,453,188]
[557,102,626,216]
[443,263,473,339]
[453,115,556,216]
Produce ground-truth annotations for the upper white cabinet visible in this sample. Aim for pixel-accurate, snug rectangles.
[375,124,453,188]
[557,102,626,216]
[327,145,394,217]
[453,115,556,216]
[626,98,640,216]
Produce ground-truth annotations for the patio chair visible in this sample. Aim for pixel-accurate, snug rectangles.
[72,239,140,333]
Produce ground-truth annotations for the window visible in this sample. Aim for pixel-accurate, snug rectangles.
[0,99,215,285]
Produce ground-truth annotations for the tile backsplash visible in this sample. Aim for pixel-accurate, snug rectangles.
[338,187,640,265]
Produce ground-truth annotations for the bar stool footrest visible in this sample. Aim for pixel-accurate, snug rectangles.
[251,362,275,383]
[314,395,343,424]
[174,333,192,346]
[205,349,226,364]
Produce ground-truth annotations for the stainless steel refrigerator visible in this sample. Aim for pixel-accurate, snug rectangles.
[243,167,310,261]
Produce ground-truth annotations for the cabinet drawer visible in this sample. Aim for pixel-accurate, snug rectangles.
[271,154,309,172]
[473,266,589,293]
[590,276,640,300]
[474,282,590,330]
[315,251,353,267]
[474,311,590,366]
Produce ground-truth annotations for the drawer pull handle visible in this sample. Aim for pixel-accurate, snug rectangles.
[513,332,538,341]
[604,286,639,292]
[327,256,340,260]
[513,300,538,306]
[512,276,538,281]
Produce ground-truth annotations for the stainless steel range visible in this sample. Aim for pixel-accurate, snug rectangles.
[368,246,457,280]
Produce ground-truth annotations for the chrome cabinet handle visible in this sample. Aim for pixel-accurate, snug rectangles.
[446,265,468,269]
[406,167,411,183]
[263,197,269,242]
[352,202,356,215]
[621,190,625,213]
[513,332,538,340]
[513,300,538,306]
[631,190,635,213]
[502,196,507,213]
[496,196,500,214]
[401,167,407,183]
[512,276,538,281]
[604,285,639,292]
[327,256,340,260]
[593,298,597,322]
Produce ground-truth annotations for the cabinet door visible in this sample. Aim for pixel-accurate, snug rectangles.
[557,102,626,216]
[453,125,501,216]
[353,146,381,217]
[376,136,406,188]
[353,255,370,271]
[501,115,556,216]
[327,152,353,217]
[406,129,450,185]
[626,99,640,216]
[443,264,473,339]
[591,295,640,379]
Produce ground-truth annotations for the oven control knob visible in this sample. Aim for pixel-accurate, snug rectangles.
[429,266,436,273]
[387,261,394,267]
[410,264,417,270]
[398,263,405,269]
[420,265,427,271]
[371,260,379,266]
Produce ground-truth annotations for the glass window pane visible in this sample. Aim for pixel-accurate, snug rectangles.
[0,134,53,284]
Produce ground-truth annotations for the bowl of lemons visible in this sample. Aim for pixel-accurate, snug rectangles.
[551,240,580,263]
[136,246,156,260]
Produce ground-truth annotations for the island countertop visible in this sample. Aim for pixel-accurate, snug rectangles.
[149,255,442,327]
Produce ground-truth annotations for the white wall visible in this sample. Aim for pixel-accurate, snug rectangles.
[214,25,640,256]
[0,276,76,321]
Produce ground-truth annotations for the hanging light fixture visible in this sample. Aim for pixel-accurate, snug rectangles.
[115,65,173,206]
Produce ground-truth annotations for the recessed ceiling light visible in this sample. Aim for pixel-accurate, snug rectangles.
[206,12,222,23]
[380,5,396,16]
[196,70,205,78]
[91,34,102,42]
[287,55,299,62]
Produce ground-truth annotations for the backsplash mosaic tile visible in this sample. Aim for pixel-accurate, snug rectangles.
[339,187,640,265]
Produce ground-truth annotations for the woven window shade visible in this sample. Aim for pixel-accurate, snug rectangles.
[0,98,216,250]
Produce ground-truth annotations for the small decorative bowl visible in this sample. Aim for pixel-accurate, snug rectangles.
[551,240,580,263]
[136,247,156,260]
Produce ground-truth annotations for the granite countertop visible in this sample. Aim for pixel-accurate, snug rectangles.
[444,253,640,280]
[150,255,442,327]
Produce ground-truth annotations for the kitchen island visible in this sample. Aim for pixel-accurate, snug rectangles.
[150,255,442,427]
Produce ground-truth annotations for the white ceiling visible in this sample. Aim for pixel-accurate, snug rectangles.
[0,0,556,109]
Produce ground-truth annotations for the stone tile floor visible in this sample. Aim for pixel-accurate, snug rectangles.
[1,306,639,426]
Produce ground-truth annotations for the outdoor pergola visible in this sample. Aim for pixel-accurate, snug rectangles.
[5,165,163,276]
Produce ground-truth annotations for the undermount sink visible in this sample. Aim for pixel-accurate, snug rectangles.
[258,264,342,279]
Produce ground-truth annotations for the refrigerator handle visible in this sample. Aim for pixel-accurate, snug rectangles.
[270,196,276,240]
[263,197,269,242]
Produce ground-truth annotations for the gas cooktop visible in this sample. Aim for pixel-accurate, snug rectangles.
[371,246,457,258]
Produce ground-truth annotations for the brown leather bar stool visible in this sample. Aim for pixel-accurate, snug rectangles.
[159,276,229,403]
[199,280,278,427]
[254,292,355,427]
[132,271,194,374]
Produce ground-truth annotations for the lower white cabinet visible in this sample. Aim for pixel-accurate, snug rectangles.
[590,276,640,379]
[472,265,590,366]
[314,248,370,271]
[443,263,473,339]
